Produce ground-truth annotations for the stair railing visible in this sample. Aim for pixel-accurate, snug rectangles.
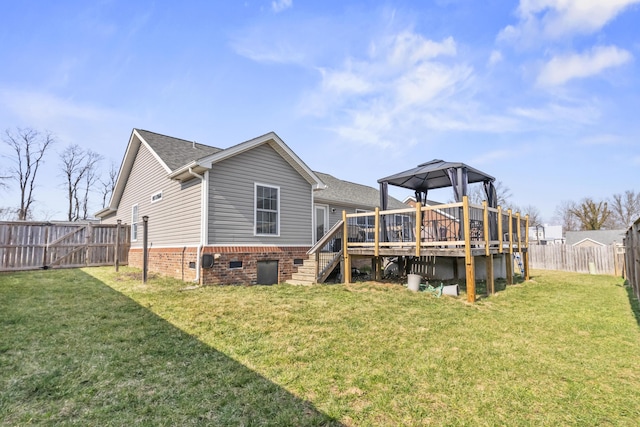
[307,220,344,283]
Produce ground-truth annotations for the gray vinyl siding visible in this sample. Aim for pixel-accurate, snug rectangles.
[208,144,313,245]
[326,203,360,227]
[104,142,202,247]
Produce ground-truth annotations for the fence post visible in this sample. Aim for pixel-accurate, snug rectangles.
[524,215,530,280]
[85,222,93,267]
[142,216,149,283]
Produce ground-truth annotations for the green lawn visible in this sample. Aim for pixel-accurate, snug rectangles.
[2,268,640,425]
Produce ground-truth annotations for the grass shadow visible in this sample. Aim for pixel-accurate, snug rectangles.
[624,280,640,328]
[0,269,343,426]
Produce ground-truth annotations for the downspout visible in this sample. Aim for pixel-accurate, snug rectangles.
[188,167,208,284]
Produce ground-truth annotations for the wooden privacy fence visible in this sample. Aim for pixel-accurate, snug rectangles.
[625,218,640,300]
[0,221,130,271]
[529,243,625,276]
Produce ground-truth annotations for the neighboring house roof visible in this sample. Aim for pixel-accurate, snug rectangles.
[97,129,325,217]
[403,195,443,206]
[314,172,406,210]
[565,230,626,246]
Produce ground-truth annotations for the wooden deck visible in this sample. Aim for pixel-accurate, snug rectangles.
[341,196,530,303]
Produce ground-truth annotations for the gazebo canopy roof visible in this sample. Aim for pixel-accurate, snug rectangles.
[377,159,495,191]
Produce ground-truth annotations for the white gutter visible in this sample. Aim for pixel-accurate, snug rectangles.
[188,167,208,284]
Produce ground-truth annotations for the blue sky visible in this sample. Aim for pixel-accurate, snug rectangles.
[1,0,639,222]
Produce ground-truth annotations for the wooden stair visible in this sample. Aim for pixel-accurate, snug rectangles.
[288,258,318,285]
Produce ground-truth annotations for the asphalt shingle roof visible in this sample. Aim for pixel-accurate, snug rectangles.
[136,129,222,171]
[565,229,626,246]
[314,171,406,209]
[134,130,405,210]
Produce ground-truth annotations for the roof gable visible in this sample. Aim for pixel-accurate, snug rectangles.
[136,129,222,171]
[185,131,324,189]
[96,129,325,217]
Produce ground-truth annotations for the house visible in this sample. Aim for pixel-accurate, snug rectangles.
[313,172,406,242]
[96,129,398,285]
[528,224,564,245]
[565,229,626,248]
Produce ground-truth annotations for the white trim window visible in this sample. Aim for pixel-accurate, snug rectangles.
[255,183,279,236]
[131,204,139,241]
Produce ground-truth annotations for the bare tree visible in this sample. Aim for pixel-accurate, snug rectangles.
[0,207,17,220]
[80,154,101,219]
[467,180,513,207]
[609,190,640,228]
[517,204,543,227]
[569,198,611,230]
[60,144,102,221]
[553,200,580,233]
[3,128,55,220]
[99,161,118,208]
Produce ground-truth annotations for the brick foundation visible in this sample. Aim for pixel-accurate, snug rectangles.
[128,246,310,285]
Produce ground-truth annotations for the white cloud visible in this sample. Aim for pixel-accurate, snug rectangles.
[510,101,600,126]
[321,67,373,95]
[578,133,622,146]
[299,31,482,147]
[271,0,292,13]
[471,149,514,165]
[488,50,503,66]
[536,45,632,86]
[0,88,125,123]
[499,0,640,43]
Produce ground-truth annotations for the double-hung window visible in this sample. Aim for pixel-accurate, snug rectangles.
[255,184,279,236]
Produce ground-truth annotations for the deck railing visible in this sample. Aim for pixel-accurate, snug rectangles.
[344,197,528,256]
[341,196,529,303]
[306,220,344,283]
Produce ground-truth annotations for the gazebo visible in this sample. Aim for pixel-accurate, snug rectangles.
[378,159,497,209]
[307,159,529,303]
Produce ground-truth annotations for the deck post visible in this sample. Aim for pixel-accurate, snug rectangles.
[516,213,522,254]
[415,202,422,258]
[483,201,490,257]
[374,207,380,258]
[516,212,523,278]
[486,254,494,295]
[342,210,352,283]
[497,206,503,254]
[507,209,513,285]
[463,196,476,303]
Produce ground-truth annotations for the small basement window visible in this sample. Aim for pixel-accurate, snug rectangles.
[229,261,243,269]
